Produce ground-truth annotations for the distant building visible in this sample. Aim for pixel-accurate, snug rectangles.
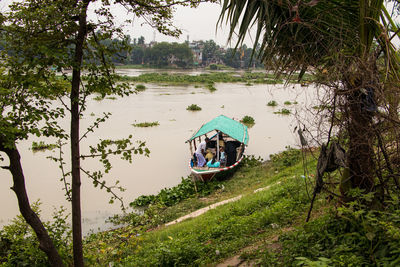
[188,41,203,66]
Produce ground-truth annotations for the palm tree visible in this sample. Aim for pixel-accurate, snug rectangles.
[219,0,400,200]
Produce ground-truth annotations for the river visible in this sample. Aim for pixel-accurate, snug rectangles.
[0,69,317,234]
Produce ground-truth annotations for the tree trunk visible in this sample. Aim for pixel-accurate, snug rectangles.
[70,2,89,266]
[347,86,375,194]
[3,145,64,267]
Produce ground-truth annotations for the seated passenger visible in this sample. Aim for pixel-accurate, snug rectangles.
[205,149,214,162]
[219,147,226,166]
[206,156,221,168]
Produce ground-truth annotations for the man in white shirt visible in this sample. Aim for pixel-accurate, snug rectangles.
[195,137,209,167]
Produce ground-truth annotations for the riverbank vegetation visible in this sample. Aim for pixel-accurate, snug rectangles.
[2,148,400,266]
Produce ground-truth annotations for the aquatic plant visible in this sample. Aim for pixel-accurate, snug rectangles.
[93,95,104,101]
[274,108,291,115]
[206,83,217,92]
[132,121,160,127]
[135,84,146,91]
[31,141,57,152]
[240,115,255,125]
[186,104,202,111]
[267,100,278,107]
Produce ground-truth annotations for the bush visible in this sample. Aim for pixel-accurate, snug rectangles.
[129,177,224,208]
[269,146,301,168]
[0,203,72,266]
[209,64,218,70]
[267,100,278,107]
[186,104,202,111]
[284,101,292,105]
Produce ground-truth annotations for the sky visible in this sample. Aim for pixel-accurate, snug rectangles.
[109,2,254,48]
[0,0,255,47]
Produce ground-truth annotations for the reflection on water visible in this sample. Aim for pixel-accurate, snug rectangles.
[0,71,316,234]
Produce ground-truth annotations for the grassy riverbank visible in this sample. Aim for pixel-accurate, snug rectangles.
[83,149,323,265]
[2,148,399,266]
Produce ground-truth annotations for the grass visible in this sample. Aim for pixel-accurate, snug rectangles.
[83,151,319,265]
[132,121,160,128]
[186,104,202,111]
[267,100,278,107]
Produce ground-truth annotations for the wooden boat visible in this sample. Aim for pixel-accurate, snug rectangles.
[187,115,249,181]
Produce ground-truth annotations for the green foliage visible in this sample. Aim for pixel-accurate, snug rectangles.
[264,195,400,266]
[31,141,57,152]
[132,121,159,127]
[240,115,255,125]
[274,108,291,115]
[267,100,278,106]
[206,83,217,92]
[130,177,223,208]
[93,95,104,101]
[269,146,301,168]
[209,64,218,70]
[186,104,202,111]
[135,84,147,91]
[0,202,72,266]
[284,101,292,105]
[117,164,312,265]
[118,71,287,85]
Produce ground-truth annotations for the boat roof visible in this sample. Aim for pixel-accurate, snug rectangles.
[188,115,249,145]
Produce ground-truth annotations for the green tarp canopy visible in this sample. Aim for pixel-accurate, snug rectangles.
[188,115,249,145]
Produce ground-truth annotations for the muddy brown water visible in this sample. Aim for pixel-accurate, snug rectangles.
[0,70,317,233]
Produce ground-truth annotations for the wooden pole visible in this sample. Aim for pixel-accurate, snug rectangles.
[216,131,220,161]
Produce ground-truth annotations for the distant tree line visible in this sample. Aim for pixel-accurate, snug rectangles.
[111,37,264,69]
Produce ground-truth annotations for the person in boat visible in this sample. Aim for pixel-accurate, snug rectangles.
[218,132,225,148]
[195,137,210,167]
[207,155,220,168]
[219,146,226,166]
[205,148,214,162]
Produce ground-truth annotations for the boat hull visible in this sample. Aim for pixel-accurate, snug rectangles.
[190,155,244,181]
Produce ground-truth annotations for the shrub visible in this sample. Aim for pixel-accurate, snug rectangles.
[186,104,202,111]
[129,177,223,208]
[0,203,72,266]
[209,64,218,70]
[267,100,278,107]
[284,101,292,105]
[269,146,301,167]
